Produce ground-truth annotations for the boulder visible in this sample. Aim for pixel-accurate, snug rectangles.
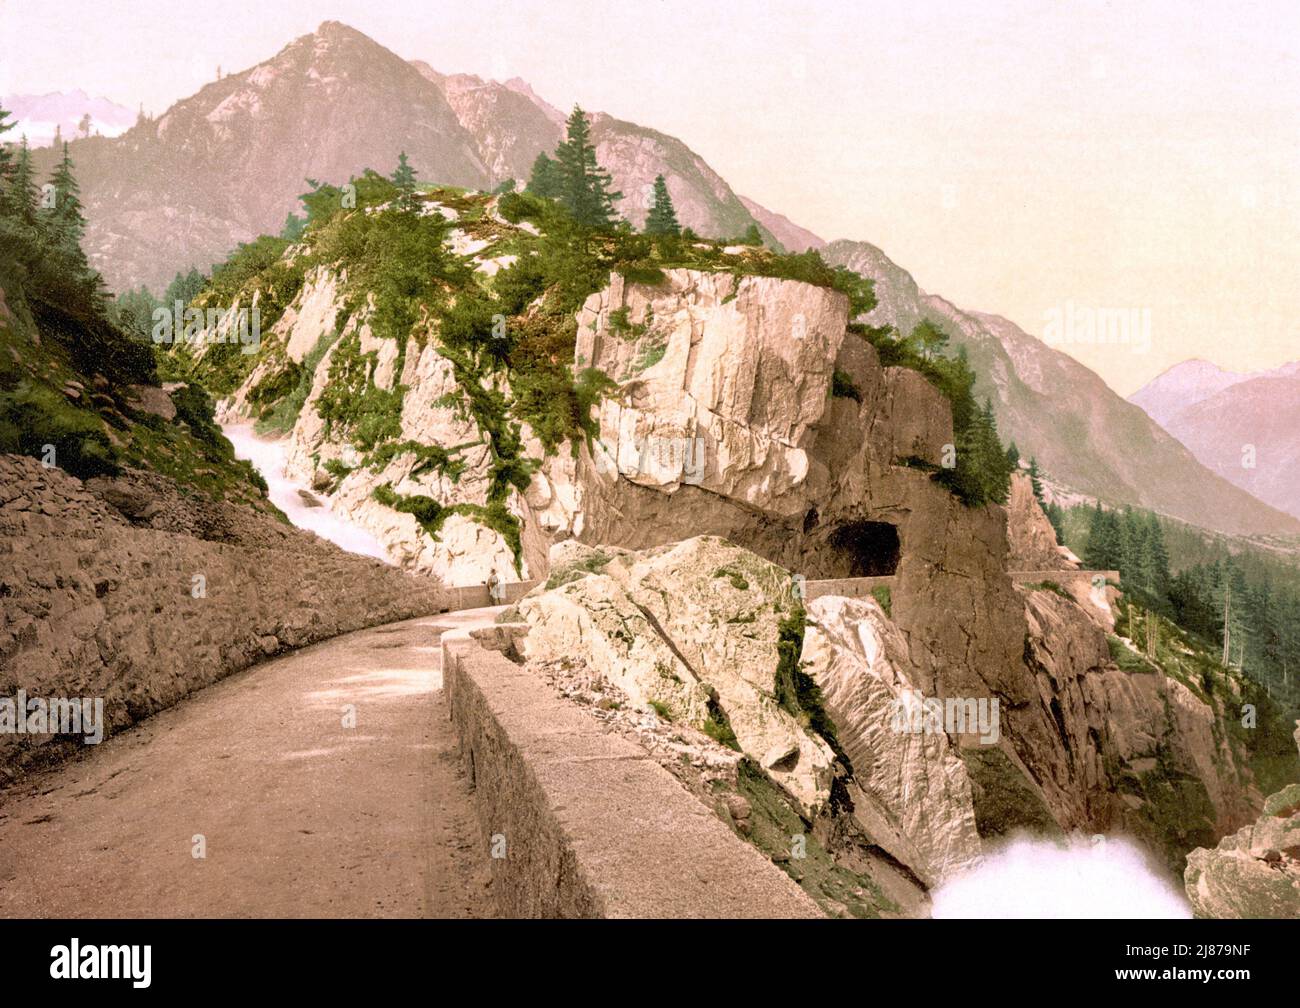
[1184,788,1300,918]
[518,536,835,818]
[801,593,983,885]
[1183,731,1300,918]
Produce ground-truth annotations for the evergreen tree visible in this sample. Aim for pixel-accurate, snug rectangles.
[948,398,1012,506]
[390,152,418,209]
[114,285,161,341]
[526,152,563,199]
[554,106,621,228]
[1044,500,1066,542]
[981,399,1014,504]
[42,142,90,268]
[0,103,15,201]
[739,222,763,246]
[912,318,950,361]
[1005,441,1021,471]
[644,174,680,235]
[1141,512,1171,598]
[163,268,206,307]
[1084,504,1119,570]
[1028,456,1045,502]
[6,136,39,228]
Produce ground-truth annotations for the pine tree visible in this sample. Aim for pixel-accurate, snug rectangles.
[0,102,15,202]
[526,152,563,199]
[1044,500,1066,542]
[554,105,621,228]
[980,399,1013,504]
[644,174,680,235]
[1028,457,1045,502]
[912,318,950,361]
[43,142,89,260]
[390,152,418,209]
[1141,512,1170,598]
[6,136,39,228]
[1005,441,1021,471]
[1084,503,1122,571]
[739,222,763,246]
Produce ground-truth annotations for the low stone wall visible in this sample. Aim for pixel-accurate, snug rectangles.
[442,628,824,918]
[0,454,448,784]
[436,580,541,613]
[802,575,896,602]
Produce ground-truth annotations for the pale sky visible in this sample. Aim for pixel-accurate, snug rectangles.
[2,0,1297,395]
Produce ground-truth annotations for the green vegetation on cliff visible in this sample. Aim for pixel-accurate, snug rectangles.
[175,130,1023,559]
[0,103,269,508]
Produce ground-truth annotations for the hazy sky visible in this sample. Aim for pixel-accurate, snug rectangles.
[2,0,1297,395]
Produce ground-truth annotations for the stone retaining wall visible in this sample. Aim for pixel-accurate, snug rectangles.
[0,454,448,784]
[1010,570,1119,587]
[441,628,824,918]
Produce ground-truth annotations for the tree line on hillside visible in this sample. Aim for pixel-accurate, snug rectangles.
[1166,557,1300,712]
[0,103,106,318]
[0,100,164,474]
[1058,499,1300,714]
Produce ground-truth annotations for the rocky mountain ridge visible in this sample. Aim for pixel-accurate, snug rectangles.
[31,19,1296,538]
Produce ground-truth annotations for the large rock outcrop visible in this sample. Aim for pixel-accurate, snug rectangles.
[1005,471,1074,571]
[802,594,983,885]
[1183,783,1300,918]
[517,537,836,818]
[1184,727,1300,918]
[206,246,1280,881]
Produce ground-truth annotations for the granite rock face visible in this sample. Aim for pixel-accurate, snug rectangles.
[207,259,1272,881]
[1184,729,1300,919]
[0,453,446,783]
[517,537,836,819]
[802,594,983,886]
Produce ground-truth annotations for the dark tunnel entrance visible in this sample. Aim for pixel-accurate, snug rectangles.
[827,520,901,577]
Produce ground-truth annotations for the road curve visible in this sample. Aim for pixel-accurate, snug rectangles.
[0,608,503,918]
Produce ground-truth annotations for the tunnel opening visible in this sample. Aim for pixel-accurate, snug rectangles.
[827,520,901,577]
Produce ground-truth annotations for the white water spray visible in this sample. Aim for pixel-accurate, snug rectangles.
[931,833,1192,918]
[222,423,392,564]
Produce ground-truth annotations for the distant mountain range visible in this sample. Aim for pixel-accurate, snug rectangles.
[1130,360,1300,521]
[25,20,1300,537]
[4,89,135,147]
[32,22,778,293]
[819,242,1299,536]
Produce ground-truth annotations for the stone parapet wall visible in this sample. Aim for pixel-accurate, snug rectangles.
[441,627,824,918]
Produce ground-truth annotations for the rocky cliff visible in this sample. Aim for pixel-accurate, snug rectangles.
[195,188,1289,893]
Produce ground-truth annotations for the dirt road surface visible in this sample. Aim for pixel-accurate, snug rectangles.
[0,608,502,918]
